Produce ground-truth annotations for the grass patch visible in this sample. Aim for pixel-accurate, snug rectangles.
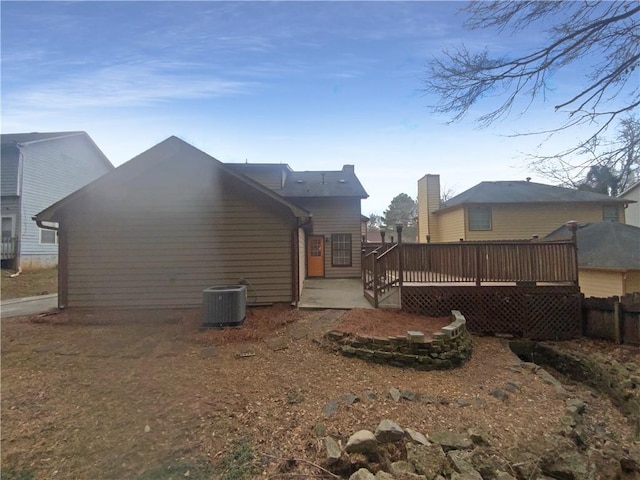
[220,439,258,480]
[1,267,57,300]
[135,458,214,480]
[2,468,35,480]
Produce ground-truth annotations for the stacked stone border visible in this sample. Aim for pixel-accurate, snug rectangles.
[325,310,472,370]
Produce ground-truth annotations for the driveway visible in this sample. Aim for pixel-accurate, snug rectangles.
[0,294,58,318]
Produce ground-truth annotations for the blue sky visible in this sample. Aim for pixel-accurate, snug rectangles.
[1,1,606,214]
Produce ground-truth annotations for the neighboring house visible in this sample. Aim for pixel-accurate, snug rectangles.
[619,181,640,227]
[35,137,368,309]
[417,174,633,242]
[1,132,113,269]
[545,222,640,298]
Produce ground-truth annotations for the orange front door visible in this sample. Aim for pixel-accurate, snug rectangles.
[307,235,325,277]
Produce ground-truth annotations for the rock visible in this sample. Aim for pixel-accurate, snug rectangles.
[375,419,405,443]
[341,393,361,405]
[401,390,419,401]
[324,436,342,466]
[323,400,339,418]
[365,390,377,400]
[375,472,395,480]
[429,431,473,451]
[144,424,151,433]
[474,396,486,406]
[504,381,520,392]
[495,473,516,480]
[350,468,376,480]
[346,430,378,454]
[405,428,430,446]
[489,389,509,401]
[448,450,482,480]
[390,460,416,475]
[467,428,489,446]
[390,388,402,402]
[588,448,622,480]
[455,398,471,408]
[540,446,588,480]
[470,447,509,478]
[565,398,586,415]
[620,448,640,472]
[312,422,327,437]
[406,442,446,479]
[264,336,288,351]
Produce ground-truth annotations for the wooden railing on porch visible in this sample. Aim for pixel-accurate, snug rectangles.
[363,239,578,308]
[1,237,17,260]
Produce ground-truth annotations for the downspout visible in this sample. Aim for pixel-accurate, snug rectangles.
[34,218,65,308]
[293,216,313,307]
[15,147,25,271]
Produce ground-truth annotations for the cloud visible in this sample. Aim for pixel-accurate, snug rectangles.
[3,62,257,111]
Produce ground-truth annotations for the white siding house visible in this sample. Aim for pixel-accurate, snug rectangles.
[1,132,113,269]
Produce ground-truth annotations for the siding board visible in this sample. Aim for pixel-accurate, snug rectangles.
[65,160,296,308]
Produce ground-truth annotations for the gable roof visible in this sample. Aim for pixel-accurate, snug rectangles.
[439,181,629,212]
[619,180,640,198]
[545,222,640,270]
[228,163,368,198]
[281,166,368,198]
[1,131,113,170]
[35,136,310,222]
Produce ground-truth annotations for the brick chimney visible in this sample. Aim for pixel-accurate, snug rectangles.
[342,165,355,173]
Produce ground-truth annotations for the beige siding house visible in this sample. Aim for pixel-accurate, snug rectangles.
[36,137,368,309]
[545,222,640,298]
[417,175,632,242]
[619,181,640,227]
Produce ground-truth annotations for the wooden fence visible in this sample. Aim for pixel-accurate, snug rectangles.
[582,293,640,345]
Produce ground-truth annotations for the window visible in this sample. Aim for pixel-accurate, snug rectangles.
[40,228,58,245]
[331,233,352,267]
[1,217,13,240]
[468,206,492,231]
[603,205,619,222]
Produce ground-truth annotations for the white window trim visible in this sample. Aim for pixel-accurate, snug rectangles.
[39,223,59,245]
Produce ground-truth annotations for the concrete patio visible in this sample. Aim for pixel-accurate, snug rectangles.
[298,278,373,310]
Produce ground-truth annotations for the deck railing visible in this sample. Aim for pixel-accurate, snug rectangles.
[1,237,17,260]
[363,239,578,307]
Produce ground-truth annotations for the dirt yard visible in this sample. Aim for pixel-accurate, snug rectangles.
[1,267,58,300]
[1,306,637,479]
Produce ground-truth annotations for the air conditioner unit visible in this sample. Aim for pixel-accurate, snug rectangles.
[202,285,247,327]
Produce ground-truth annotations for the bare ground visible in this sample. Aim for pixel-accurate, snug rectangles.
[1,267,58,300]
[1,306,637,479]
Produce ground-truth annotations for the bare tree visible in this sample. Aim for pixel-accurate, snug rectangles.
[427,1,639,186]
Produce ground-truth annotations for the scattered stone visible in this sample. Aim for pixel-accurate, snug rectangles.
[390,460,416,476]
[467,428,489,446]
[312,422,327,438]
[520,361,539,372]
[199,346,217,358]
[504,381,521,393]
[423,396,449,405]
[455,398,471,408]
[489,389,509,401]
[448,450,482,480]
[349,468,375,480]
[474,396,486,406]
[429,431,473,451]
[401,390,419,401]
[565,398,586,415]
[495,473,516,480]
[264,336,288,351]
[405,428,430,446]
[506,365,522,373]
[324,436,342,466]
[341,393,360,405]
[234,351,256,359]
[406,443,446,478]
[389,388,401,402]
[375,471,395,480]
[286,389,304,405]
[540,445,588,480]
[375,419,405,443]
[323,400,339,418]
[144,424,151,433]
[365,390,377,400]
[345,430,378,454]
[288,325,308,340]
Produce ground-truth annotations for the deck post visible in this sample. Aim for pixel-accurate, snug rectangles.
[566,220,579,286]
[373,250,379,308]
[475,244,481,286]
[396,224,403,291]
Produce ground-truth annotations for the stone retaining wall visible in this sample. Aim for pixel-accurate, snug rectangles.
[325,310,472,370]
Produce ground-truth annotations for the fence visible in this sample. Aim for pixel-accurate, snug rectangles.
[582,293,640,345]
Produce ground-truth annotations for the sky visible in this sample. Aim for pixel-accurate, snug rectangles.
[0,1,615,214]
